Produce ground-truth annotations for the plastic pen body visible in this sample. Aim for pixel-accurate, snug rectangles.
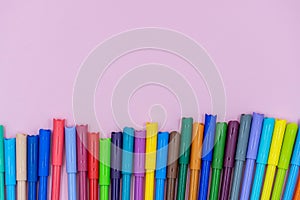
[99,138,111,200]
[4,138,16,200]
[111,132,122,200]
[87,132,99,200]
[198,114,216,200]
[0,126,5,200]
[16,134,27,200]
[27,136,39,200]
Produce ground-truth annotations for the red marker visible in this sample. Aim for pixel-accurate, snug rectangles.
[87,132,99,200]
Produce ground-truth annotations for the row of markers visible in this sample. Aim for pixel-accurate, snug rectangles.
[1,113,300,200]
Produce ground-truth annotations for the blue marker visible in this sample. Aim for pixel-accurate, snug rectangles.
[155,132,169,200]
[4,138,16,200]
[27,135,39,200]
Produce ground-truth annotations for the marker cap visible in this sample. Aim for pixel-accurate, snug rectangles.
[122,127,134,174]
[16,134,27,181]
[38,129,51,176]
[190,123,204,170]
[111,132,122,179]
[291,127,300,166]
[235,114,252,161]
[4,138,16,185]
[179,117,193,164]
[211,122,227,169]
[134,130,146,176]
[224,121,239,167]
[155,132,169,179]
[99,138,111,185]
[27,135,39,182]
[145,122,158,170]
[87,132,99,180]
[52,119,65,166]
[202,114,217,161]
[167,131,180,178]
[76,125,88,172]
[65,126,77,173]
[0,126,4,172]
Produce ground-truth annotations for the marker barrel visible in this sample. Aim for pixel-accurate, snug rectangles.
[16,134,27,200]
[99,138,111,200]
[210,169,221,200]
[250,163,266,200]
[240,159,255,199]
[261,165,276,200]
[28,181,37,200]
[111,132,122,200]
[283,165,299,200]
[27,135,39,200]
[87,132,99,200]
[4,138,16,200]
[0,126,5,200]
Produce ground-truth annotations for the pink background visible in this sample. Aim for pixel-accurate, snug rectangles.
[1,1,300,199]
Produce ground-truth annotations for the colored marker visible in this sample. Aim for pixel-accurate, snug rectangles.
[271,123,298,199]
[189,123,204,200]
[76,125,88,200]
[27,135,39,200]
[111,132,122,200]
[240,112,264,200]
[145,122,158,200]
[0,126,5,200]
[209,122,227,200]
[177,117,193,200]
[65,127,77,200]
[99,138,111,200]
[16,134,27,200]
[121,127,134,200]
[220,121,239,200]
[51,119,65,200]
[261,119,287,200]
[87,132,99,200]
[294,176,300,199]
[4,138,16,200]
[166,131,180,200]
[198,114,217,200]
[155,132,169,200]
[133,130,146,200]
[250,118,275,200]
[230,114,252,200]
[38,129,51,200]
[283,127,300,200]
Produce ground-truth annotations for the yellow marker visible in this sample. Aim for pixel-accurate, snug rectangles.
[145,122,158,200]
[261,119,286,200]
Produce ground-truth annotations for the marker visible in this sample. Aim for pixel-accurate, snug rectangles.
[38,129,51,200]
[27,135,39,200]
[230,114,252,200]
[198,114,217,200]
[0,126,5,200]
[166,131,180,200]
[76,125,88,200]
[250,118,275,200]
[121,127,134,200]
[65,126,77,200]
[133,130,146,200]
[16,134,27,200]
[189,123,204,200]
[87,132,99,200]
[155,132,169,200]
[261,119,287,200]
[283,127,300,200]
[177,117,193,200]
[220,121,240,200]
[271,123,298,199]
[99,138,111,200]
[51,119,65,200]
[145,122,158,200]
[111,132,122,200]
[240,112,264,200]
[4,138,16,200]
[209,122,227,200]
[294,176,300,200]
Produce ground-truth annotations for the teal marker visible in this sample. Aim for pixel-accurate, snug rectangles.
[0,126,4,200]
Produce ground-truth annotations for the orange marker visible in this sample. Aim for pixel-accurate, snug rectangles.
[293,176,300,199]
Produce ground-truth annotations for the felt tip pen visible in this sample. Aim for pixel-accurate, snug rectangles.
[250,118,275,200]
[4,138,16,200]
[209,122,227,200]
[76,125,88,200]
[229,114,252,200]
[155,132,169,200]
[166,131,180,200]
[271,123,298,199]
[189,123,204,200]
[51,119,65,200]
[240,112,264,200]
[294,176,300,200]
[145,122,158,200]
[121,127,134,200]
[38,129,51,200]
[133,130,146,200]
[220,121,239,200]
[65,126,77,200]
[261,119,287,200]
[0,126,5,200]
[87,132,99,200]
[16,134,27,200]
[177,117,193,200]
[283,127,300,200]
[27,135,39,200]
[111,132,122,200]
[99,138,111,200]
[198,114,216,200]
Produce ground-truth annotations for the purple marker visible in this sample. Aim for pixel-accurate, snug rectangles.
[133,130,146,200]
[240,112,264,200]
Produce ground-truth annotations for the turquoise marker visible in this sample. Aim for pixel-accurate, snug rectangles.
[0,126,4,200]
[4,138,16,200]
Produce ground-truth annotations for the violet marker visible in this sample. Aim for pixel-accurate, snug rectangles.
[111,132,123,200]
[133,130,146,200]
[240,112,264,200]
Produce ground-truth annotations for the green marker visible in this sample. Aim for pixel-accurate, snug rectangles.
[99,138,111,200]
[271,123,298,200]
[209,122,227,200]
[0,125,4,200]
